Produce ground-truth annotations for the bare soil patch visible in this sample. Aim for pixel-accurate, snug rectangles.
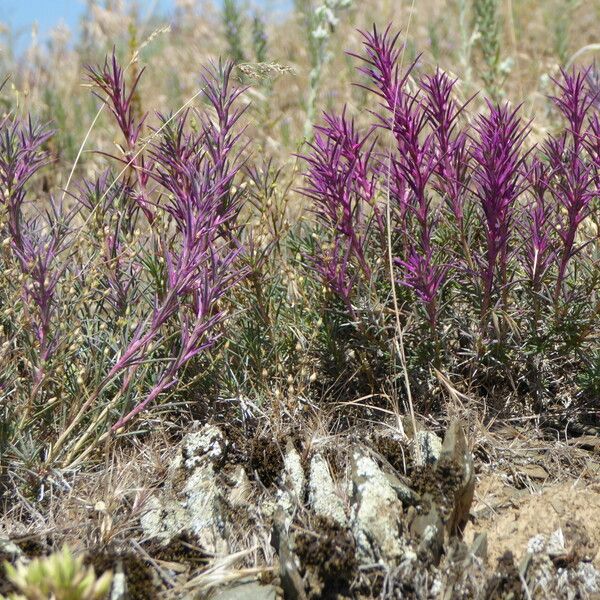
[466,478,600,569]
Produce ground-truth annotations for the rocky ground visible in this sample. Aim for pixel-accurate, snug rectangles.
[1,413,600,599]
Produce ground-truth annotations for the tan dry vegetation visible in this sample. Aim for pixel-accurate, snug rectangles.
[1,1,599,597]
[3,406,600,596]
[3,0,600,172]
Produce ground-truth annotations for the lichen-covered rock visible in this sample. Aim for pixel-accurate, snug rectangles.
[308,454,346,527]
[350,451,404,564]
[184,463,227,553]
[214,580,279,600]
[182,425,226,470]
[408,500,445,564]
[0,538,22,560]
[407,422,474,564]
[228,465,252,508]
[276,442,307,530]
[565,562,600,595]
[283,441,305,501]
[109,559,126,600]
[385,471,421,506]
[140,424,228,554]
[415,430,443,466]
[139,495,188,544]
[272,507,307,600]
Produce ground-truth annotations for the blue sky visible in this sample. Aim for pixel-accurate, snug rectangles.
[3,1,289,51]
[3,1,167,49]
[3,1,176,37]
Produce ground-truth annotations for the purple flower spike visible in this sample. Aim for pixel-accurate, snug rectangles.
[470,100,530,314]
[87,53,154,221]
[551,67,595,151]
[109,60,249,430]
[522,158,555,290]
[546,68,596,303]
[300,108,376,298]
[422,70,472,228]
[356,26,450,324]
[0,117,53,249]
[396,250,448,329]
[0,115,61,387]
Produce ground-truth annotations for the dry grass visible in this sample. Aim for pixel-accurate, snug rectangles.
[3,0,599,176]
[2,396,599,596]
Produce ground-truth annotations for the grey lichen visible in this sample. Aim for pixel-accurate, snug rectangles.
[140,424,228,553]
[350,451,404,564]
[308,453,347,526]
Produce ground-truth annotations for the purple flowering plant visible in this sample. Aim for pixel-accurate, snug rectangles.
[1,23,598,475]
[300,25,599,397]
[1,60,249,467]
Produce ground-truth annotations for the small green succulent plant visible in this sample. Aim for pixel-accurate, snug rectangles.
[2,546,112,600]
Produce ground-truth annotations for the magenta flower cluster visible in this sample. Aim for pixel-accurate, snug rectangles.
[0,60,248,437]
[301,26,599,337]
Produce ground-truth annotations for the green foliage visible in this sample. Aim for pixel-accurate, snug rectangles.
[578,349,600,398]
[457,0,476,87]
[551,0,580,65]
[428,20,441,63]
[2,546,112,600]
[223,0,246,64]
[252,12,268,63]
[473,0,506,98]
[0,0,597,497]
[298,0,353,139]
